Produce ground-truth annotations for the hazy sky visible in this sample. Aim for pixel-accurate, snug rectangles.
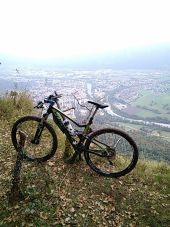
[0,0,170,59]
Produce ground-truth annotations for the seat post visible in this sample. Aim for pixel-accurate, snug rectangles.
[88,106,99,125]
[91,106,99,118]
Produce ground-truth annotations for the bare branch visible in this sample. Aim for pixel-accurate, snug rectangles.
[72,92,91,111]
[97,96,105,102]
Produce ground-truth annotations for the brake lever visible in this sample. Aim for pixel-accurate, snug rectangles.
[34,101,44,109]
[54,91,62,99]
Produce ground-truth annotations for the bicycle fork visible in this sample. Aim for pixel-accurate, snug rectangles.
[31,119,45,144]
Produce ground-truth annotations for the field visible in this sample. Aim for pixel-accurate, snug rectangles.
[158,131,170,142]
[115,122,142,131]
[115,122,170,142]
[129,91,170,121]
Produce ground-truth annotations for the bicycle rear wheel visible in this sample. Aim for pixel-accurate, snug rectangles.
[11,116,57,162]
[84,128,138,178]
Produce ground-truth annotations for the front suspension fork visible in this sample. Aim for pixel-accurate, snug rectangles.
[31,118,46,144]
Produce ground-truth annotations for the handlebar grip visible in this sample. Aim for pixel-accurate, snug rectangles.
[34,101,44,109]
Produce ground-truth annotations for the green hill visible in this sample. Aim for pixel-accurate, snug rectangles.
[0,93,170,226]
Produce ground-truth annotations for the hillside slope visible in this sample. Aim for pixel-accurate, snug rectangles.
[0,93,170,226]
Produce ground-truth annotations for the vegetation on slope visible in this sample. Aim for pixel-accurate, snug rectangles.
[0,91,33,124]
[0,93,170,226]
[96,114,170,164]
[132,91,170,121]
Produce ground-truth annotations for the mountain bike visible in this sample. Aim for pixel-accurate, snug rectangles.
[11,92,138,178]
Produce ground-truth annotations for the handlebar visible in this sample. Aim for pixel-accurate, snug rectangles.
[46,92,62,102]
[34,91,62,109]
[54,91,62,99]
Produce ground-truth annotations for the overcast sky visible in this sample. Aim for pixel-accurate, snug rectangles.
[0,0,170,59]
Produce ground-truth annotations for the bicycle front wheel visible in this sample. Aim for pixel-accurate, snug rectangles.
[11,116,57,162]
[84,128,138,178]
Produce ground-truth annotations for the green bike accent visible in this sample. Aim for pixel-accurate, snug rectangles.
[51,108,66,133]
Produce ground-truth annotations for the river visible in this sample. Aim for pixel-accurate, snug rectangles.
[105,105,170,129]
[87,82,170,129]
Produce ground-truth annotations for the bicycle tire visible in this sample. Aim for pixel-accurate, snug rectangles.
[11,116,58,162]
[84,128,138,178]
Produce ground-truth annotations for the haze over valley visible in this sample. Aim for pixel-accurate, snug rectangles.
[0,59,170,164]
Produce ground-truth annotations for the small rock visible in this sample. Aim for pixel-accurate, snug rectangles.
[70,207,75,213]
[82,214,86,218]
[65,217,70,222]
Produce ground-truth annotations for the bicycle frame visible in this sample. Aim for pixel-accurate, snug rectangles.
[49,104,97,151]
[28,101,95,155]
[32,98,109,160]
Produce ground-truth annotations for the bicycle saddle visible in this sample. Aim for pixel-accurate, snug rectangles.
[88,101,109,109]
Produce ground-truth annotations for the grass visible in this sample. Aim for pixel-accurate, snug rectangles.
[113,122,170,143]
[131,91,170,120]
[0,118,170,226]
[0,91,33,125]
[0,93,170,226]
[133,91,170,111]
[159,131,170,142]
[116,122,143,131]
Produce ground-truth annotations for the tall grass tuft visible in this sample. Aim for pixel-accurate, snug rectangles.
[0,91,33,125]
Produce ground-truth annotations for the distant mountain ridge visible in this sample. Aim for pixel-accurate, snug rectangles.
[1,43,170,69]
[68,43,170,69]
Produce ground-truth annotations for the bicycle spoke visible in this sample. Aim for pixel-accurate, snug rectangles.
[85,129,138,177]
[15,120,53,158]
